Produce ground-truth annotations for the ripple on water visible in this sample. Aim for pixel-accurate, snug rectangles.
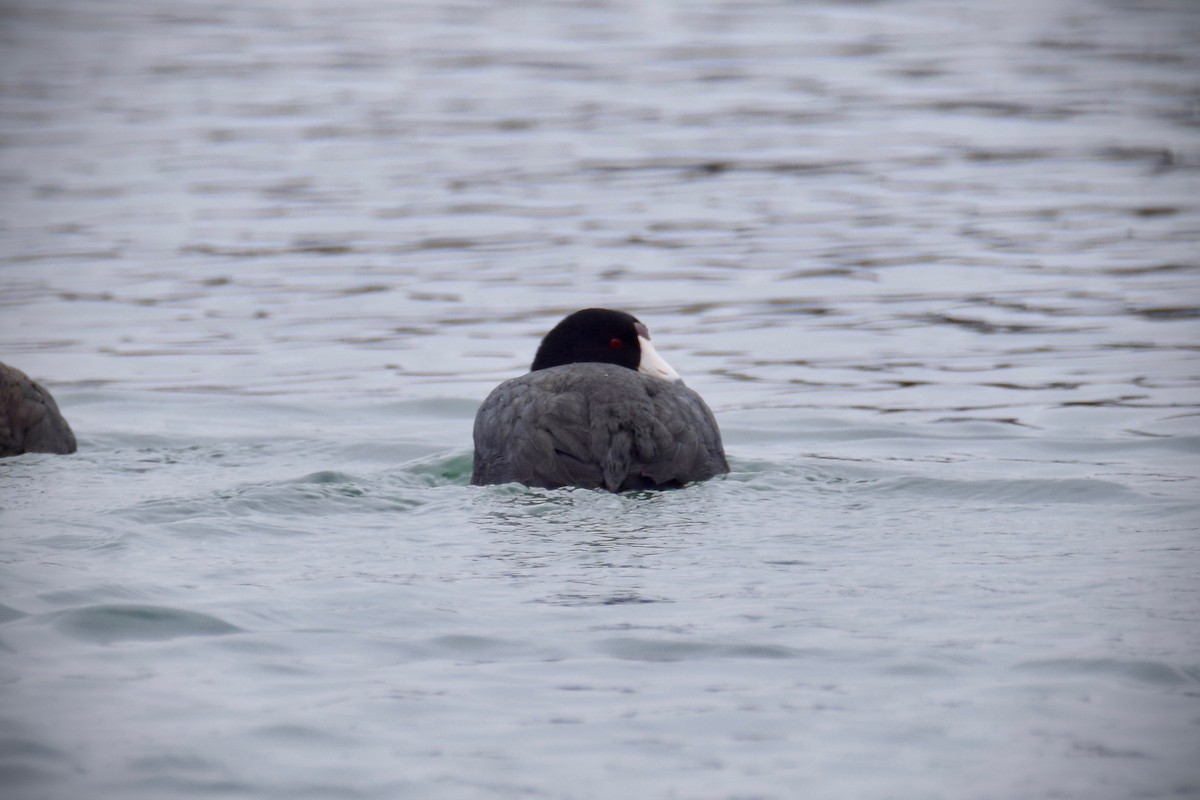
[599,637,810,662]
[1016,658,1200,688]
[48,604,241,644]
[871,475,1148,506]
[113,450,472,526]
[0,727,74,790]
[0,604,29,625]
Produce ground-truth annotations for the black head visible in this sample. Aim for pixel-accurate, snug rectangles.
[531,308,644,372]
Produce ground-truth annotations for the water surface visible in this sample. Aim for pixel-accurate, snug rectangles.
[1,0,1198,798]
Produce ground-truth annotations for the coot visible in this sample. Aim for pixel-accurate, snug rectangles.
[0,362,77,457]
[471,309,728,492]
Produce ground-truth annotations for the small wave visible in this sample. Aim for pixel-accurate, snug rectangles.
[395,451,474,487]
[0,604,28,625]
[113,451,473,525]
[0,724,74,789]
[48,604,241,644]
[1016,657,1198,687]
[600,637,808,662]
[870,475,1146,506]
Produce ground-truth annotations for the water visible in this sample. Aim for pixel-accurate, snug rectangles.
[2,0,1199,797]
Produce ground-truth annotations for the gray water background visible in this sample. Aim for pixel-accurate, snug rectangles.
[1,0,1199,798]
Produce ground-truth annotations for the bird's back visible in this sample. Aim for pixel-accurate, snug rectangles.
[471,363,727,492]
[0,362,77,457]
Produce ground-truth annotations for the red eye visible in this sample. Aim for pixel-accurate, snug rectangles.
[609,337,623,350]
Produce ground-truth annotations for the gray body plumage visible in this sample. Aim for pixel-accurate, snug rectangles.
[0,362,77,457]
[471,363,728,492]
